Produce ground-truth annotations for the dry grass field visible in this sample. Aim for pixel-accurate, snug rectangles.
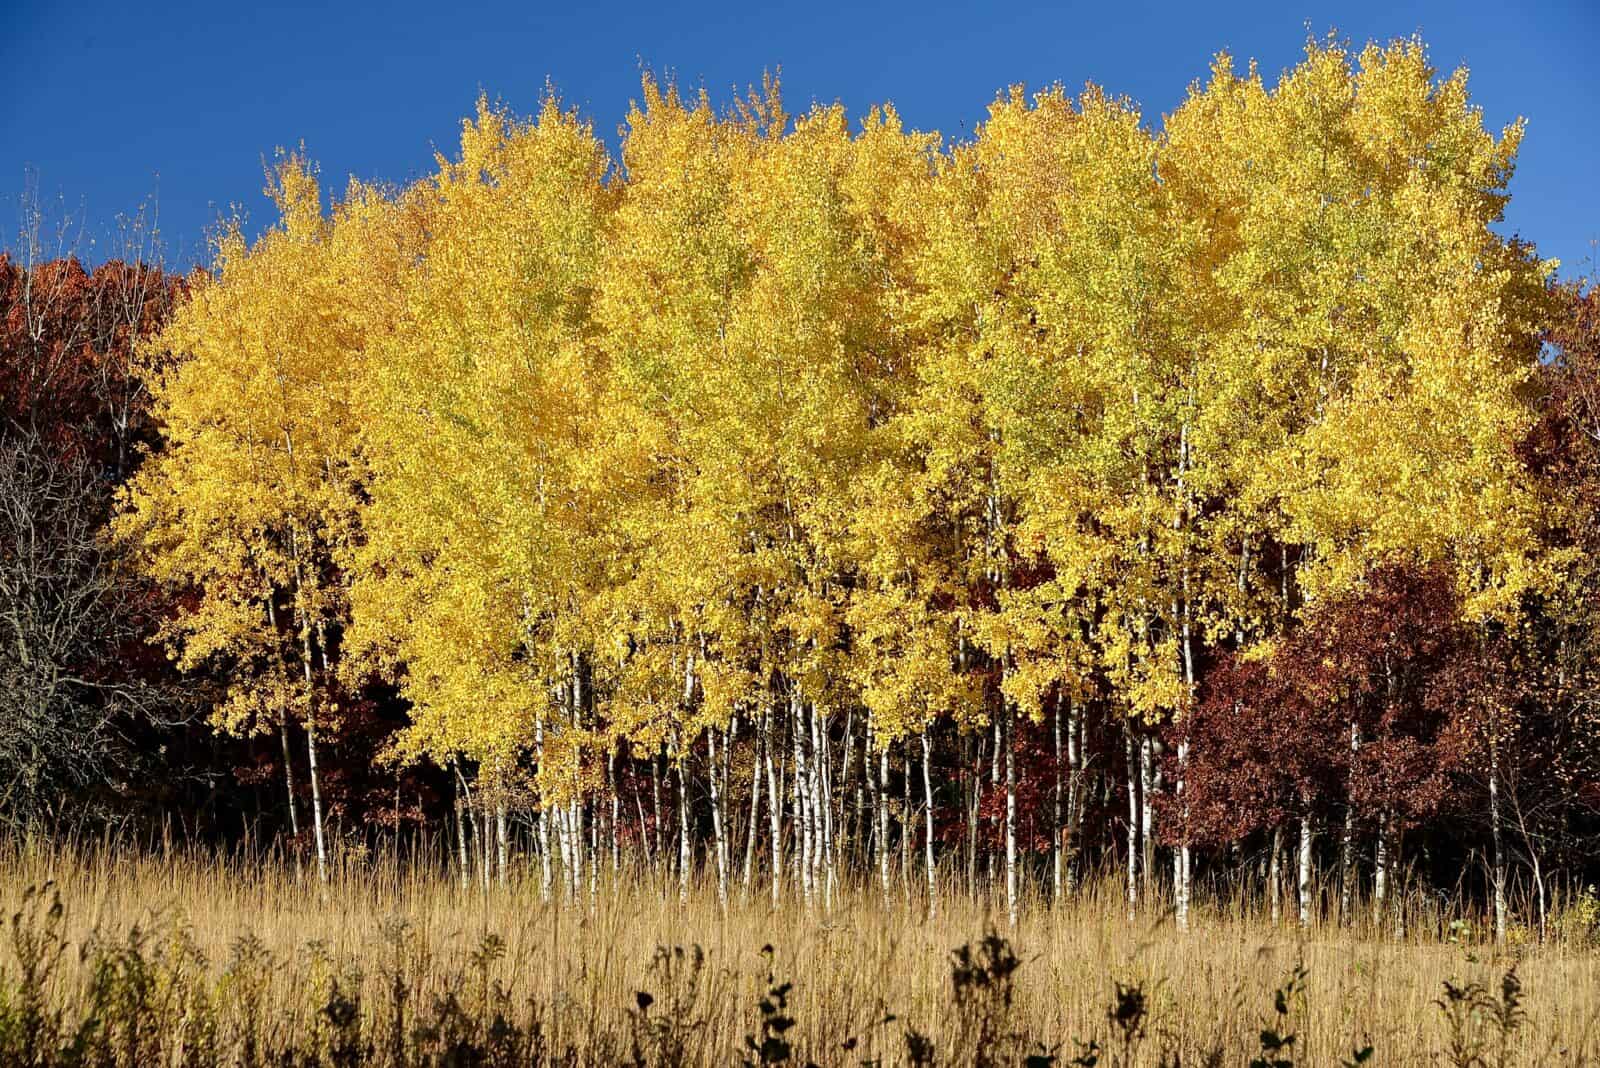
[3,840,1598,1066]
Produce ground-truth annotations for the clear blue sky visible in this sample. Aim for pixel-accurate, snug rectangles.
[3,0,1595,277]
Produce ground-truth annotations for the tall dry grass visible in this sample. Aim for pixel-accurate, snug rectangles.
[2,837,1597,1065]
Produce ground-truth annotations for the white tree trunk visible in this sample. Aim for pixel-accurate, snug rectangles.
[921,728,937,919]
[1005,704,1018,929]
[651,751,664,875]
[708,729,729,910]
[608,749,620,875]
[294,604,328,884]
[1139,734,1155,900]
[1066,701,1082,896]
[742,712,764,898]
[305,719,328,883]
[1373,809,1389,932]
[676,759,690,904]
[1298,809,1314,927]
[794,697,813,906]
[1340,722,1359,924]
[1052,697,1063,904]
[1489,740,1507,944]
[876,744,891,903]
[280,720,300,838]
[1126,730,1139,917]
[765,712,782,907]
[535,716,553,902]
[456,792,471,890]
[495,802,508,888]
[1173,738,1191,932]
[1269,823,1283,925]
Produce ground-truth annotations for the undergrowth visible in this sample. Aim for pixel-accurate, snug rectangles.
[0,883,1581,1067]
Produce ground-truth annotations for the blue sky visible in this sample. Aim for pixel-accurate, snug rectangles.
[3,0,1595,277]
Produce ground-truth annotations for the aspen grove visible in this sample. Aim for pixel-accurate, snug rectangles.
[37,36,1595,940]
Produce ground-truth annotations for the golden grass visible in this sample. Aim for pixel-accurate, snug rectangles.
[3,839,1597,1065]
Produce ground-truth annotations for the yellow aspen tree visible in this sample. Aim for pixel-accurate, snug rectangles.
[1162,38,1554,927]
[345,96,615,894]
[118,156,411,881]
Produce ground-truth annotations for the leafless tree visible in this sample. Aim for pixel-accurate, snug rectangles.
[0,441,176,827]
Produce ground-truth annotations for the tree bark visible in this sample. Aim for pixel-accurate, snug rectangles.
[1373,809,1390,933]
[1005,703,1018,929]
[742,711,764,898]
[1066,700,1083,896]
[1340,722,1359,924]
[676,756,690,904]
[1269,823,1283,925]
[495,801,508,888]
[921,728,937,919]
[765,711,782,907]
[1139,733,1155,900]
[280,719,300,838]
[1053,696,1063,904]
[1298,807,1314,928]
[708,728,729,910]
[1173,738,1191,932]
[1126,728,1139,917]
[1489,738,1508,944]
[875,743,890,904]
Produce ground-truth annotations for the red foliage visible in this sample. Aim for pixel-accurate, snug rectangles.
[0,252,183,472]
[1173,562,1479,845]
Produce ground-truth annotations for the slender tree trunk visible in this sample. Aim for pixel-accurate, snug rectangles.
[554,803,571,901]
[304,719,328,883]
[1004,704,1018,928]
[266,554,298,843]
[676,756,691,904]
[495,802,508,888]
[1126,728,1139,917]
[588,799,599,911]
[1053,696,1063,904]
[633,778,653,875]
[921,728,937,919]
[966,732,981,896]
[456,783,471,890]
[651,750,664,875]
[875,743,890,904]
[1067,701,1083,896]
[1269,823,1283,925]
[1173,738,1191,932]
[901,750,912,902]
[1175,579,1196,932]
[476,796,489,895]
[794,694,813,907]
[1489,739,1508,944]
[1373,809,1390,932]
[294,612,328,884]
[1139,734,1155,900]
[1340,723,1359,924]
[609,751,621,875]
[742,711,764,897]
[572,800,585,900]
[813,705,835,908]
[280,720,300,838]
[1298,807,1314,928]
[287,527,327,884]
[765,711,782,907]
[536,717,553,902]
[836,709,853,900]
[708,729,729,910]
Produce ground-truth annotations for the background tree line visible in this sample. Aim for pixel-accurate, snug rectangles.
[5,37,1600,940]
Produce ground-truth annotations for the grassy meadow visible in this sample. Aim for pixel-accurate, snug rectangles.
[2,841,1598,1066]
